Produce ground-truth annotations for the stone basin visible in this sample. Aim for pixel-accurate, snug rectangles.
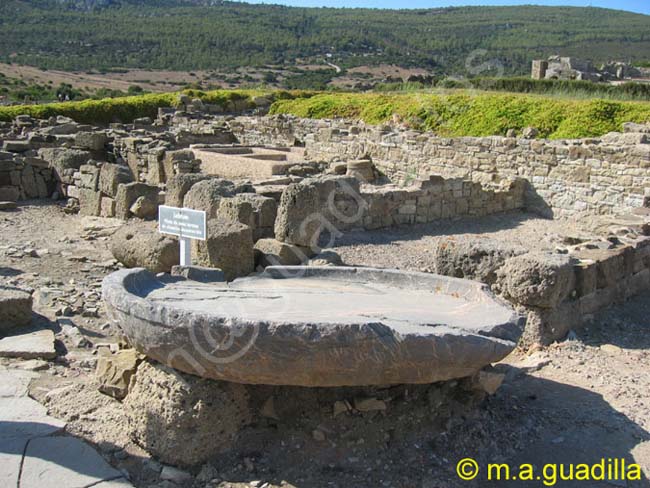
[102,266,523,386]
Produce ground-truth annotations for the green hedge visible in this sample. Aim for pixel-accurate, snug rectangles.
[0,89,315,125]
[270,92,650,139]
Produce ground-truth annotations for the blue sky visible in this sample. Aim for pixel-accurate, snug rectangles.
[243,0,650,15]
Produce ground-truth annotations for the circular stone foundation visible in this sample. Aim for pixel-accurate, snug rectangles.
[102,266,523,386]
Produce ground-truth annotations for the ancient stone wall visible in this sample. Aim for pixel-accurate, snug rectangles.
[0,152,57,201]
[229,116,650,218]
[320,175,525,232]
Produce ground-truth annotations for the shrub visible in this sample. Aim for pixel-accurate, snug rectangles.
[270,92,650,139]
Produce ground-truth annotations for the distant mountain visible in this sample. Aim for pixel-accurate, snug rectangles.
[1,2,649,74]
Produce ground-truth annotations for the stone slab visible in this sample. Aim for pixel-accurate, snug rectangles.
[0,368,37,398]
[0,438,26,487]
[0,397,66,440]
[103,266,523,387]
[0,330,56,360]
[20,437,127,488]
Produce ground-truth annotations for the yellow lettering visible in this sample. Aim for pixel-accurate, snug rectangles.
[518,464,534,481]
[575,464,589,480]
[487,464,509,480]
[626,464,642,481]
[543,464,557,486]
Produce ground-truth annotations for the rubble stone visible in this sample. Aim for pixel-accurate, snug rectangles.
[123,361,253,466]
[110,221,179,273]
[0,286,33,332]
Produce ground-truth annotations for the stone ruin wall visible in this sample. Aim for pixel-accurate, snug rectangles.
[229,116,650,218]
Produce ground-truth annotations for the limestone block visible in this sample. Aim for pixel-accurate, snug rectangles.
[110,221,179,273]
[124,361,252,466]
[99,163,133,197]
[0,286,33,332]
[497,252,577,309]
[193,220,254,281]
[275,182,321,247]
[114,182,159,220]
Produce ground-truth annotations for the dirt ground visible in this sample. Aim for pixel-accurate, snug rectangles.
[1,202,650,487]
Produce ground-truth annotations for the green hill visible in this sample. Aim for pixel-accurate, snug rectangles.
[1,1,649,73]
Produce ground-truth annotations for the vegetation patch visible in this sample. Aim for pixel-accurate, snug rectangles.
[270,92,650,139]
[0,89,312,124]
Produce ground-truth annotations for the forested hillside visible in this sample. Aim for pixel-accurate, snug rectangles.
[1,1,649,74]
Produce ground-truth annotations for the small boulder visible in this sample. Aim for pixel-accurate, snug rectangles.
[114,182,159,220]
[308,250,343,267]
[96,349,141,400]
[433,237,528,285]
[129,195,158,219]
[110,222,179,273]
[496,251,577,308]
[254,238,311,267]
[0,286,33,332]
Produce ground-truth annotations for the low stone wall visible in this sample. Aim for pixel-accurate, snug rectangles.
[521,235,650,345]
[321,175,525,232]
[432,228,650,345]
[0,152,57,201]
[229,115,650,218]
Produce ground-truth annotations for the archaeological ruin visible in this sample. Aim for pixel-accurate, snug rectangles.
[2,94,650,485]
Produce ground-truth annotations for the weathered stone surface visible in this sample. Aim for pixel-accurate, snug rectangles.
[129,195,158,219]
[433,237,528,285]
[123,361,252,466]
[183,178,236,218]
[96,349,141,399]
[220,193,277,240]
[75,131,109,151]
[497,252,577,309]
[0,286,33,332]
[99,163,133,197]
[78,188,102,216]
[170,265,225,283]
[275,182,321,247]
[20,437,127,488]
[0,395,66,438]
[110,221,179,273]
[103,266,523,387]
[164,173,210,208]
[254,238,311,267]
[193,220,254,281]
[39,148,91,182]
[0,186,20,202]
[308,250,343,267]
[0,330,56,360]
[114,182,159,220]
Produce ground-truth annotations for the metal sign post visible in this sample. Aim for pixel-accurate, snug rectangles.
[158,205,207,266]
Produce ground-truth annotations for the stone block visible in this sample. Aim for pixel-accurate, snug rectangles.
[275,182,321,247]
[110,221,179,273]
[0,286,33,332]
[114,182,159,220]
[164,173,211,208]
[75,131,109,151]
[193,220,254,281]
[497,252,577,309]
[254,238,312,267]
[183,178,236,218]
[78,188,102,217]
[99,163,133,197]
[100,196,115,218]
